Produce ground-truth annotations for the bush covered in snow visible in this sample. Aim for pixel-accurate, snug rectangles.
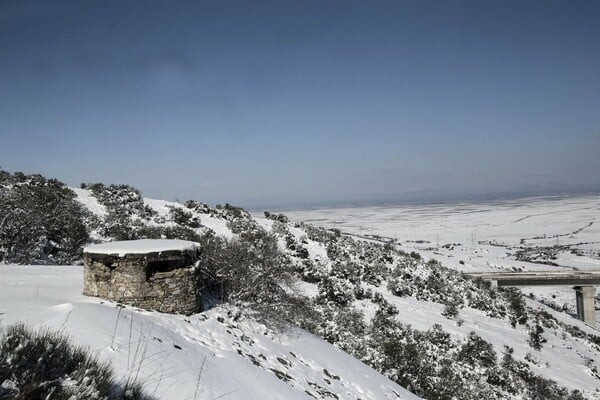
[286,224,593,400]
[197,223,312,329]
[168,206,200,228]
[81,183,156,221]
[312,303,585,400]
[0,323,152,400]
[81,183,158,240]
[0,170,89,264]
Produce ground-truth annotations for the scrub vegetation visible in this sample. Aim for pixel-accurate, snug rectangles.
[0,169,597,400]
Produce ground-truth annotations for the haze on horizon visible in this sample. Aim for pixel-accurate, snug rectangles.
[1,0,599,209]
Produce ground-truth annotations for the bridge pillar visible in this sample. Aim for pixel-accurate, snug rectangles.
[574,286,596,327]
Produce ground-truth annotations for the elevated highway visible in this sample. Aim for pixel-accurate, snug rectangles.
[465,270,600,327]
[465,271,600,287]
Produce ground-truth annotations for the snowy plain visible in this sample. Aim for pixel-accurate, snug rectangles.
[277,194,600,320]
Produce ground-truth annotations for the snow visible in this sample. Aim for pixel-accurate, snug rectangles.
[279,193,597,277]
[196,214,234,239]
[143,197,234,239]
[376,288,600,394]
[64,186,600,397]
[281,194,600,317]
[72,188,108,218]
[0,265,419,400]
[254,216,275,231]
[279,194,600,396]
[84,239,200,256]
[143,198,177,218]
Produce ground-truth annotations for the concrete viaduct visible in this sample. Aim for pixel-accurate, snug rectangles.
[465,271,600,327]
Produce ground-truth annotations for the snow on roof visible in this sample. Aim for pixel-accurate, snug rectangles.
[84,239,200,257]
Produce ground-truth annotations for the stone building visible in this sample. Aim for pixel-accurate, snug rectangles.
[83,239,201,314]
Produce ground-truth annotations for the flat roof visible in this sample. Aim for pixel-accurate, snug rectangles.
[84,239,200,257]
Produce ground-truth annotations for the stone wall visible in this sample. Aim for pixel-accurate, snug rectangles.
[83,250,200,314]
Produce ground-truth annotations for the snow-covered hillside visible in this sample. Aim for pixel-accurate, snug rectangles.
[0,265,419,400]
[86,190,600,398]
[2,172,599,399]
[66,188,600,399]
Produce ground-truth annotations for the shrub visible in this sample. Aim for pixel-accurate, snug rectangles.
[442,302,459,319]
[0,171,89,264]
[505,288,528,327]
[458,331,497,368]
[136,225,202,242]
[197,230,311,329]
[528,314,547,351]
[168,207,200,228]
[0,323,152,400]
[317,276,354,307]
[82,183,156,221]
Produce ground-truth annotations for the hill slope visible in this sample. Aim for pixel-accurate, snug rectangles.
[1,170,599,399]
[0,265,418,400]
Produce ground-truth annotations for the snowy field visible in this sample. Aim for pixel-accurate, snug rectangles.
[0,265,419,400]
[278,194,600,325]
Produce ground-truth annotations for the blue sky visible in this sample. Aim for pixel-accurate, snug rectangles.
[1,1,599,208]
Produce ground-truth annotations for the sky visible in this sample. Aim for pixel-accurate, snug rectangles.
[1,0,599,209]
